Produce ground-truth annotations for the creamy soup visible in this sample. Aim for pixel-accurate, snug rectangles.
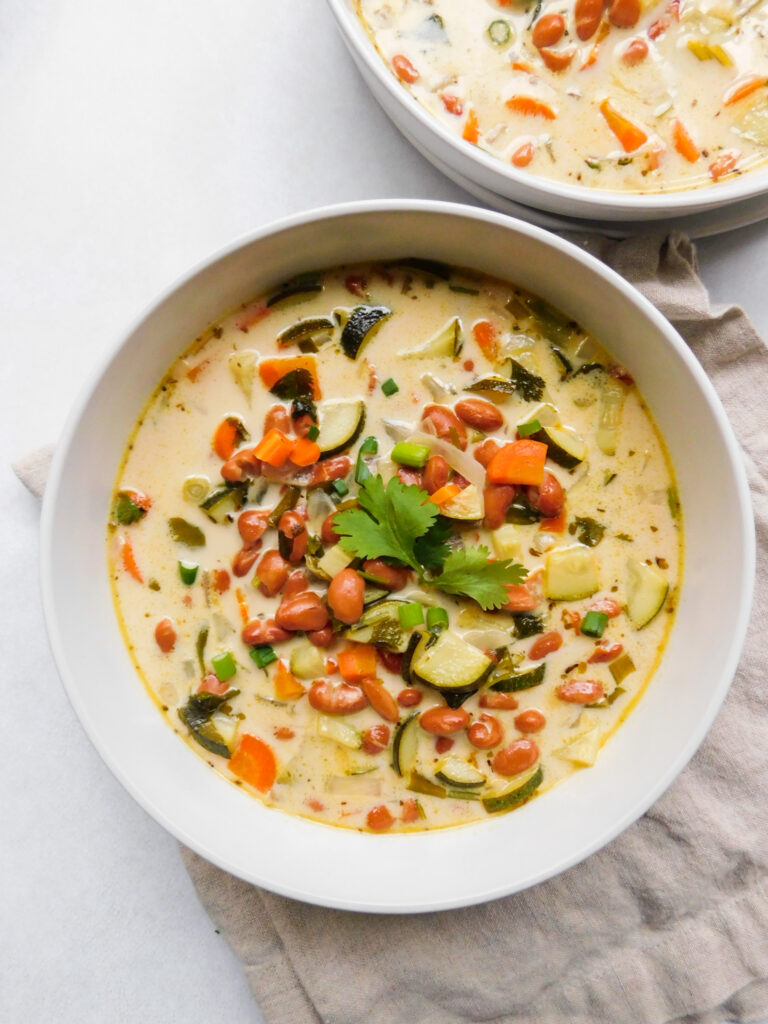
[355,0,768,193]
[109,261,681,832]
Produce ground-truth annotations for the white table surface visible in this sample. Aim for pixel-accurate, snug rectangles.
[2,2,766,1022]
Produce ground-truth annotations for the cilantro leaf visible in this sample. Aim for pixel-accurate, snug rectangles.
[431,546,527,611]
[334,475,438,571]
[414,515,452,571]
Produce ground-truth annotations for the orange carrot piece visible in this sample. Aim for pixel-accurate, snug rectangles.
[428,483,461,507]
[672,119,700,163]
[228,735,277,792]
[337,644,378,683]
[539,510,567,533]
[709,149,741,180]
[212,418,239,460]
[723,75,767,106]
[599,98,647,151]
[503,583,540,612]
[511,141,535,168]
[257,356,321,398]
[486,439,548,486]
[505,96,557,120]
[235,587,250,625]
[462,107,480,143]
[472,319,499,360]
[273,660,306,700]
[120,534,143,583]
[186,359,210,382]
[512,60,535,73]
[253,428,295,467]
[290,437,321,467]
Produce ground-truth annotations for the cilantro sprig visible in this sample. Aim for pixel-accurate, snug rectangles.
[333,475,526,611]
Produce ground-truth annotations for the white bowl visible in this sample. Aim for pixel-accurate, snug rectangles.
[327,0,768,224]
[41,201,754,912]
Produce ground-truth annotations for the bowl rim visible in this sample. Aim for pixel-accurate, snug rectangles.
[40,199,756,912]
[326,0,768,215]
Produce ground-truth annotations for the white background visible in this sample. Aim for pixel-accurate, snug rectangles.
[2,2,767,1021]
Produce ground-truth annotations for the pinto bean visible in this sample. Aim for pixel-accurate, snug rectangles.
[528,631,563,661]
[514,709,546,733]
[397,687,423,708]
[574,0,603,40]
[307,625,334,647]
[221,448,262,482]
[367,804,395,831]
[532,11,565,48]
[423,455,450,495]
[308,679,368,714]
[479,691,519,710]
[321,511,340,545]
[421,404,468,450]
[609,0,641,28]
[360,678,399,722]
[397,465,424,488]
[308,456,352,487]
[232,543,262,577]
[378,648,404,675]
[238,509,269,545]
[484,484,516,529]
[419,706,470,736]
[526,472,565,517]
[154,617,176,653]
[468,713,504,750]
[278,510,308,563]
[621,37,649,65]
[435,736,454,754]
[454,398,504,432]
[255,549,289,597]
[283,569,309,598]
[362,558,411,592]
[361,724,391,754]
[241,617,291,646]
[327,568,365,625]
[556,678,604,704]
[539,45,576,72]
[474,438,501,468]
[264,404,291,434]
[492,738,540,777]
[588,641,624,663]
[275,592,329,632]
[292,414,314,438]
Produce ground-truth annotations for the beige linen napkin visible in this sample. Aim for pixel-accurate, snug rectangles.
[16,234,768,1024]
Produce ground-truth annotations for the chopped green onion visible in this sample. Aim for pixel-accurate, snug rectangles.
[391,442,431,468]
[211,650,237,681]
[426,606,449,629]
[182,475,210,504]
[381,377,399,397]
[178,560,199,585]
[517,418,541,438]
[398,602,425,628]
[332,478,349,498]
[307,424,320,441]
[581,610,608,638]
[355,435,379,484]
[250,645,278,669]
[487,19,510,45]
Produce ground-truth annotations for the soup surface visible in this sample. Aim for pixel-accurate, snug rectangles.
[109,260,681,832]
[355,0,768,193]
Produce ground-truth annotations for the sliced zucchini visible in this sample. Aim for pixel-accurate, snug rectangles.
[545,546,599,600]
[596,382,624,456]
[316,715,362,750]
[266,275,323,308]
[392,712,420,777]
[482,764,543,814]
[316,543,355,579]
[289,641,325,681]
[626,558,668,629]
[340,305,392,359]
[315,399,366,459]
[407,772,446,798]
[491,524,522,560]
[488,662,545,692]
[398,316,463,360]
[464,375,517,397]
[531,424,587,469]
[434,757,486,789]
[199,482,247,524]
[410,629,492,694]
[344,599,410,652]
[440,483,483,521]
[277,316,335,348]
[178,689,239,758]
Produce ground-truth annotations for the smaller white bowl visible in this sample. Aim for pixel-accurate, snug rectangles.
[327,0,768,224]
[41,201,754,912]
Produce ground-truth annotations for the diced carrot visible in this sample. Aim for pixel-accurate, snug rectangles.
[486,439,548,486]
[600,98,647,151]
[235,587,250,625]
[503,582,540,611]
[671,119,700,163]
[401,798,420,823]
[120,534,143,583]
[258,356,321,398]
[228,734,277,792]
[723,75,767,106]
[512,60,535,73]
[273,660,306,700]
[212,417,240,460]
[392,54,419,83]
[290,437,321,467]
[337,644,378,683]
[186,359,210,382]
[539,510,566,533]
[428,483,461,507]
[462,107,480,143]
[472,319,499,360]
[709,149,741,180]
[505,96,557,120]
[254,428,295,467]
[511,141,535,168]
[644,142,666,171]
[234,303,269,332]
[440,92,463,115]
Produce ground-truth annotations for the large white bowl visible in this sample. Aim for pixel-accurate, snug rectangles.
[41,201,754,912]
[327,0,768,224]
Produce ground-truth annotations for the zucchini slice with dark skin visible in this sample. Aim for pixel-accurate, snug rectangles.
[266,276,323,308]
[340,305,392,359]
[434,757,486,789]
[488,663,546,692]
[530,424,587,469]
[315,400,366,459]
[277,316,334,348]
[199,483,247,524]
[409,630,493,696]
[392,712,420,777]
[482,764,544,814]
